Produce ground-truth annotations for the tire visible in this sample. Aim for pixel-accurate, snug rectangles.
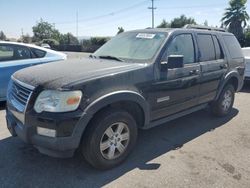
[81,108,138,170]
[211,84,235,117]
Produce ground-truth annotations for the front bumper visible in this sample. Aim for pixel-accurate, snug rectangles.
[6,105,91,158]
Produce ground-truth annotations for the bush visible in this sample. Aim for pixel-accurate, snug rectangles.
[53,45,82,52]
[80,37,110,53]
[42,39,59,46]
[244,31,250,47]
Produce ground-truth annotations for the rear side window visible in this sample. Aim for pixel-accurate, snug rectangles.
[223,35,243,59]
[31,48,46,58]
[15,45,31,59]
[212,36,224,59]
[197,34,215,61]
[0,45,14,61]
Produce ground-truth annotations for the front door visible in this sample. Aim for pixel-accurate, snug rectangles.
[150,33,201,121]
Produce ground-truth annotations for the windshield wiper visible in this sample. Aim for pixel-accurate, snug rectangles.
[98,55,124,62]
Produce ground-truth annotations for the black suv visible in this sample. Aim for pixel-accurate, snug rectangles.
[6,25,245,169]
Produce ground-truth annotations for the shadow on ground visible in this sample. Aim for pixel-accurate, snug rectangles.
[241,81,250,93]
[0,101,6,111]
[0,108,238,188]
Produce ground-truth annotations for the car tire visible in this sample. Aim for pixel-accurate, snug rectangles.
[81,108,138,170]
[211,84,235,117]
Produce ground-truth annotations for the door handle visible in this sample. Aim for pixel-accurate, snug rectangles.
[189,70,200,75]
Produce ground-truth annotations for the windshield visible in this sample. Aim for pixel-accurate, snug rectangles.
[93,32,167,62]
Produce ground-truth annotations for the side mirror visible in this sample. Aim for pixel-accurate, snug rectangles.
[161,55,184,71]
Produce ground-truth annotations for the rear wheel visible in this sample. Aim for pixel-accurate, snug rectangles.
[211,84,235,117]
[82,108,137,170]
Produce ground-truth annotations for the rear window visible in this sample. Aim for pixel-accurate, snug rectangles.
[0,45,14,61]
[223,35,243,59]
[31,48,46,58]
[197,34,215,61]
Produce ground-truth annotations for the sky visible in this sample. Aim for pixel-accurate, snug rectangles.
[1,0,250,39]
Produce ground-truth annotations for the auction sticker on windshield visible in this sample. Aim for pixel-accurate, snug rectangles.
[136,33,156,39]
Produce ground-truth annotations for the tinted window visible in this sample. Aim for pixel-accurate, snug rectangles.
[197,34,215,61]
[15,45,31,59]
[212,36,224,59]
[0,45,14,61]
[166,34,195,64]
[31,48,46,58]
[223,35,243,59]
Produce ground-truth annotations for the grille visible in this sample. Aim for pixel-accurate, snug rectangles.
[9,78,34,112]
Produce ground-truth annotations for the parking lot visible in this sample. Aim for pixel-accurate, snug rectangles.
[0,53,250,187]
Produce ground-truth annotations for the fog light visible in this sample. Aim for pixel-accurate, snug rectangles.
[37,127,56,137]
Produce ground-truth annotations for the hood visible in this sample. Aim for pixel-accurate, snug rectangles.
[13,58,145,89]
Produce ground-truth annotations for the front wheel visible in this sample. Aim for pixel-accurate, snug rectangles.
[211,84,235,117]
[81,108,138,170]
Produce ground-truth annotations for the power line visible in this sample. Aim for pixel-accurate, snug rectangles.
[159,4,226,10]
[55,0,148,25]
[148,0,157,28]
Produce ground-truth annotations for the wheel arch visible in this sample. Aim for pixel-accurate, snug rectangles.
[84,90,150,128]
[215,71,239,100]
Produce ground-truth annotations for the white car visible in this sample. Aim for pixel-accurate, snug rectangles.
[242,47,250,80]
[41,43,51,49]
[0,41,67,101]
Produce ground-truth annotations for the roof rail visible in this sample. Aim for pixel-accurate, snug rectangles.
[183,24,226,32]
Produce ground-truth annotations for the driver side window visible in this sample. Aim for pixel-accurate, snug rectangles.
[166,34,195,64]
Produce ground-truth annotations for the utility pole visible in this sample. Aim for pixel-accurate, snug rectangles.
[76,11,78,39]
[21,28,24,41]
[148,0,156,28]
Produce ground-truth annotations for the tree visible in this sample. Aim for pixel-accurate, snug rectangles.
[0,31,7,40]
[21,34,32,43]
[204,20,208,26]
[221,0,249,44]
[32,19,60,42]
[244,30,250,46]
[117,27,124,34]
[42,39,59,46]
[59,33,79,45]
[170,15,196,28]
[157,19,170,28]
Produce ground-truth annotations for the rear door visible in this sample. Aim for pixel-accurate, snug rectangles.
[197,33,227,104]
[0,44,40,100]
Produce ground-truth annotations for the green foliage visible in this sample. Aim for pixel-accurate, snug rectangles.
[32,19,61,42]
[221,0,249,44]
[21,34,32,43]
[59,33,79,45]
[157,19,170,28]
[42,39,59,46]
[0,31,7,40]
[170,15,196,28]
[244,31,250,46]
[90,37,110,46]
[81,37,110,52]
[117,27,125,34]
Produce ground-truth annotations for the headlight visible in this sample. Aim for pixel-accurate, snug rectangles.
[34,90,82,113]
